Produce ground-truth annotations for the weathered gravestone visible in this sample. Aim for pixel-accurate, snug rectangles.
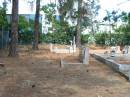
[122,46,129,54]
[82,47,89,65]
[80,47,89,65]
[110,46,116,57]
[116,46,121,53]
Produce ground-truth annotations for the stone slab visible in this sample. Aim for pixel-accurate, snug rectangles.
[92,53,130,81]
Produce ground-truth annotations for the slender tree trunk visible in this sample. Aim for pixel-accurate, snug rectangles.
[76,0,82,47]
[33,0,40,50]
[8,0,18,57]
[76,19,81,47]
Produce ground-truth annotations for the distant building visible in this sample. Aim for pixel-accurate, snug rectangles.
[0,0,59,34]
[0,0,47,48]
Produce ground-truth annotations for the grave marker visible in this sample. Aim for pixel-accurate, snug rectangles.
[122,46,129,54]
[110,46,116,57]
[83,47,89,65]
[116,46,121,53]
[60,47,89,68]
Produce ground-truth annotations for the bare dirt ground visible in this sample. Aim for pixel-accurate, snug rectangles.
[0,44,130,97]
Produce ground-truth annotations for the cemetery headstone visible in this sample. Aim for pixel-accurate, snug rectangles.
[110,46,116,57]
[83,47,89,65]
[116,46,121,53]
[80,47,89,65]
[122,46,129,54]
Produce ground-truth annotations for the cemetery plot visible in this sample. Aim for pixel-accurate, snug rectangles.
[93,51,130,81]
[1,45,130,97]
[60,47,89,69]
[50,37,76,54]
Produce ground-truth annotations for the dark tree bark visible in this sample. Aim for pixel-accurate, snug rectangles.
[33,0,40,50]
[8,0,18,57]
[76,0,82,47]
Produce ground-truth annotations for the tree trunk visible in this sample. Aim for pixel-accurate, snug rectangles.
[8,0,18,57]
[76,0,82,47]
[33,0,40,50]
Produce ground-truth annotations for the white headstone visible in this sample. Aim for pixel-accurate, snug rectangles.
[110,46,116,57]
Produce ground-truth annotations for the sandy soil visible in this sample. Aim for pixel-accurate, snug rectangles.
[0,44,130,97]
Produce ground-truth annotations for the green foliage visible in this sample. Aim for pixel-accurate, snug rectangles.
[18,15,33,44]
[0,6,8,28]
[41,3,75,44]
[18,15,42,44]
[114,12,130,46]
[88,35,96,45]
[19,30,33,44]
[103,10,119,23]
[81,34,89,44]
[41,26,76,44]
[19,15,29,32]
[40,0,100,45]
[93,32,130,46]
[95,33,108,46]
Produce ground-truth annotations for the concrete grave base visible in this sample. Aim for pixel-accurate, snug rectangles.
[60,47,89,70]
[60,58,87,72]
[92,54,130,81]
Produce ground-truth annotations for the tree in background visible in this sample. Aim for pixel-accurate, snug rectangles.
[76,0,82,47]
[103,10,121,45]
[8,0,19,57]
[0,6,8,30]
[41,3,75,44]
[115,12,130,46]
[33,0,40,50]
[58,0,100,47]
